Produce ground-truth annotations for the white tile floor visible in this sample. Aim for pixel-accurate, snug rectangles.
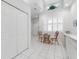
[15,37,67,59]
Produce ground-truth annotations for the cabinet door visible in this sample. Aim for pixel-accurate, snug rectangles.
[68,39,77,59]
[66,37,71,58]
[66,37,77,59]
[69,45,77,59]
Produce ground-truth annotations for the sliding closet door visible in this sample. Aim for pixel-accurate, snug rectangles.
[16,9,28,53]
[2,1,17,59]
[2,1,30,59]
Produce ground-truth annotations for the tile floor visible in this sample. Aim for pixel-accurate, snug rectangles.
[15,37,67,59]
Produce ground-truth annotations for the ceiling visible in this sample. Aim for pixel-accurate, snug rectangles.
[23,0,76,7]
[23,0,63,10]
[23,0,76,18]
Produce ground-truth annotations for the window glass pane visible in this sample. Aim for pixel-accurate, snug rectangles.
[48,25,52,31]
[43,20,48,25]
[53,24,57,31]
[48,19,52,24]
[58,24,63,31]
[43,26,48,32]
[53,18,57,23]
[58,17,63,23]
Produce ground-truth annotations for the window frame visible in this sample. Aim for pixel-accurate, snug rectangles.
[47,17,63,32]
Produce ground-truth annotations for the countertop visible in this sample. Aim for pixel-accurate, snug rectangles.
[63,32,77,40]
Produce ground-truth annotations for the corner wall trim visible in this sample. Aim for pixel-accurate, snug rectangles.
[2,0,28,15]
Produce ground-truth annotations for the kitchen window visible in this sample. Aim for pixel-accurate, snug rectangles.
[47,17,63,32]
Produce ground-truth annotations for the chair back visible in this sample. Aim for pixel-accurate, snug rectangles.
[38,31,42,35]
[43,33,50,44]
[55,31,59,39]
[44,33,50,38]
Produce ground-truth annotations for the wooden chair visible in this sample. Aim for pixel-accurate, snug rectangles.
[43,33,50,44]
[54,31,59,42]
[49,34,55,44]
[49,31,59,44]
[38,32,44,42]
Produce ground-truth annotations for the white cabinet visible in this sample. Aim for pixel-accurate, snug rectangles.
[1,1,31,59]
[65,36,77,59]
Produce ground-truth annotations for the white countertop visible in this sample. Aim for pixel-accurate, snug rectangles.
[63,32,77,40]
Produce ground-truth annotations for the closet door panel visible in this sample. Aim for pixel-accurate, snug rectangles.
[2,1,17,59]
[17,10,28,53]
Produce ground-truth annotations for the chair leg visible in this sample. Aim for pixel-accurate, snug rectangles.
[50,40,53,44]
[56,39,59,45]
[40,37,43,42]
[51,41,53,44]
[41,38,44,42]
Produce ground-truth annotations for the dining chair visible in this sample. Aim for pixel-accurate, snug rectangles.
[43,33,50,44]
[49,31,59,44]
[38,31,44,42]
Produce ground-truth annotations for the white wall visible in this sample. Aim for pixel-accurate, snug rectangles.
[32,19,39,36]
[1,1,31,59]
[63,2,77,35]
